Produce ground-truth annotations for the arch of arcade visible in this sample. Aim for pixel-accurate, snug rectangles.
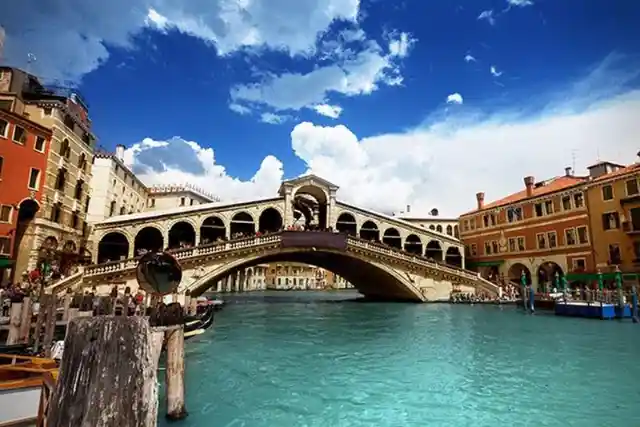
[69,175,498,302]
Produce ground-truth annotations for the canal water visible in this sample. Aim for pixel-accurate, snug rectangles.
[158,291,640,427]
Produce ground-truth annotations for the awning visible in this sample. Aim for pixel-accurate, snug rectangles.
[467,260,504,268]
[566,272,640,282]
[0,258,14,268]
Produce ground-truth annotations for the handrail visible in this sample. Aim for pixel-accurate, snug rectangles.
[44,269,84,295]
[74,231,497,295]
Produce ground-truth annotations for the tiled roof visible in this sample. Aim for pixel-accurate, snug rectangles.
[589,163,640,184]
[462,175,588,216]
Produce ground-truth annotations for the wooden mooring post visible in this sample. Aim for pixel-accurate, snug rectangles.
[46,316,159,427]
[6,300,22,345]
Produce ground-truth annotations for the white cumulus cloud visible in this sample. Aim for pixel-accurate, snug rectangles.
[312,104,343,119]
[507,0,534,7]
[490,66,503,77]
[464,54,476,63]
[478,10,496,25]
[446,93,464,105]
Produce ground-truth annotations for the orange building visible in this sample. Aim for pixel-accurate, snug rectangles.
[0,108,52,284]
[459,167,593,290]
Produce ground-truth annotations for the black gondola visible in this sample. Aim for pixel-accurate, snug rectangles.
[183,304,216,340]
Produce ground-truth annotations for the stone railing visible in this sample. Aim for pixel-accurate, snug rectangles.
[75,231,498,296]
[345,237,499,295]
[83,234,282,278]
[44,269,85,295]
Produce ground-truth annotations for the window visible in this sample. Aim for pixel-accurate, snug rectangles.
[573,192,584,208]
[469,219,475,230]
[490,214,496,226]
[12,126,27,144]
[109,201,116,217]
[572,258,586,271]
[536,233,547,249]
[190,199,195,206]
[149,199,155,208]
[54,168,67,191]
[74,180,84,200]
[180,197,186,206]
[85,196,91,213]
[77,153,86,169]
[626,178,639,196]
[0,156,3,179]
[602,185,614,201]
[484,241,492,255]
[119,206,126,215]
[60,138,70,158]
[547,231,557,248]
[630,207,640,232]
[601,212,620,230]
[470,244,477,256]
[0,237,10,255]
[576,226,588,244]
[544,200,554,215]
[50,203,62,223]
[43,107,52,116]
[508,238,516,252]
[0,119,8,137]
[609,244,621,264]
[517,237,525,251]
[565,228,576,246]
[34,136,46,152]
[491,241,499,254]
[561,195,572,211]
[70,211,79,229]
[28,168,40,190]
[634,241,640,260]
[0,205,12,222]
[534,203,544,217]
[507,207,522,222]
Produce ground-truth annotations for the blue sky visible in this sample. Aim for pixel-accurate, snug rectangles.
[3,0,640,215]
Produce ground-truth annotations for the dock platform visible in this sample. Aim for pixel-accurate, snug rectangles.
[554,301,632,320]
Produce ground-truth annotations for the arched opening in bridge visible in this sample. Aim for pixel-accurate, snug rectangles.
[259,208,283,233]
[187,246,421,302]
[403,234,423,255]
[134,227,164,256]
[168,221,196,249]
[97,232,129,263]
[230,212,255,237]
[537,261,564,291]
[292,185,327,230]
[446,225,453,236]
[335,213,357,236]
[425,240,443,261]
[359,220,379,242]
[436,225,443,233]
[508,263,531,285]
[444,246,462,267]
[382,228,402,249]
[200,216,226,244]
[454,225,459,238]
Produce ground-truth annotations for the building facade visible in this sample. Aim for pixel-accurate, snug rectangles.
[582,159,640,283]
[86,145,149,224]
[0,66,97,274]
[395,207,460,238]
[146,184,219,211]
[459,168,593,290]
[0,108,51,283]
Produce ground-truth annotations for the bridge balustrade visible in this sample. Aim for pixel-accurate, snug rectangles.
[70,230,497,296]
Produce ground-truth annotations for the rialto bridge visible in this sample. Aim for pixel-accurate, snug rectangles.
[49,175,499,302]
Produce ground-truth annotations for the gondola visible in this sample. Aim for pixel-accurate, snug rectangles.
[183,304,216,340]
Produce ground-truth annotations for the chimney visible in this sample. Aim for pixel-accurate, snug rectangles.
[524,176,535,197]
[476,192,485,210]
[406,205,411,213]
[565,167,572,177]
[115,144,125,161]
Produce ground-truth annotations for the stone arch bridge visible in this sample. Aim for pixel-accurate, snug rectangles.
[51,175,498,301]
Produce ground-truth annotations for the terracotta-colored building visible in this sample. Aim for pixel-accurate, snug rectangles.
[459,167,593,290]
[582,158,640,284]
[0,108,52,284]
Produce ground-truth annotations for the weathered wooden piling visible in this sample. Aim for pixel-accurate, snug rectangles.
[6,301,22,345]
[18,296,33,344]
[43,296,57,358]
[165,326,187,420]
[47,316,158,427]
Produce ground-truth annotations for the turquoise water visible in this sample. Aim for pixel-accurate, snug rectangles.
[159,291,640,427]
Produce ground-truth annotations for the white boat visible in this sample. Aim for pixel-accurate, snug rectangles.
[0,354,58,426]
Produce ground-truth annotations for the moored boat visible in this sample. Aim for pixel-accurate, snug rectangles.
[184,305,216,339]
[0,354,58,426]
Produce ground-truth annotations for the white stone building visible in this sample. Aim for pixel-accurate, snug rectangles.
[146,184,219,211]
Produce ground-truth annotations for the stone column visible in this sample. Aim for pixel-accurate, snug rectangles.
[327,189,337,229]
[283,185,294,228]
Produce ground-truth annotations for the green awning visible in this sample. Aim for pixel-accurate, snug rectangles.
[468,260,504,267]
[0,258,14,268]
[566,272,640,282]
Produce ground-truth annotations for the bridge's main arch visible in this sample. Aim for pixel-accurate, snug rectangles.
[184,236,424,302]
